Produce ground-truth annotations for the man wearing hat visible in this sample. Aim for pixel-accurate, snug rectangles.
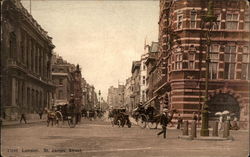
[157,108,169,139]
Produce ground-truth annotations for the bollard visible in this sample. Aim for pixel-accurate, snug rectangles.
[190,120,197,138]
[223,121,230,138]
[182,121,189,136]
[212,121,218,137]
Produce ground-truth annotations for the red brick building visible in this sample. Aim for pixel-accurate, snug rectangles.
[153,0,249,128]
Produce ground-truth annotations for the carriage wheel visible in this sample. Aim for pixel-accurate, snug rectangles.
[55,111,63,127]
[148,121,157,129]
[137,114,147,128]
[68,115,76,128]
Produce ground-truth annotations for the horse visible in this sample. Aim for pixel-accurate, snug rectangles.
[44,108,57,127]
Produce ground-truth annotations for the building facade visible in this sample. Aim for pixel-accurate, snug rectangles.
[124,77,133,112]
[140,53,149,103]
[1,0,55,120]
[156,0,249,127]
[107,85,125,108]
[51,54,75,105]
[144,42,160,111]
[130,61,141,110]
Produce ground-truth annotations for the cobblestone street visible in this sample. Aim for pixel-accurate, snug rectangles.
[1,119,249,157]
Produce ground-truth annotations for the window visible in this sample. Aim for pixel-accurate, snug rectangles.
[58,90,63,99]
[242,54,250,63]
[226,14,239,30]
[210,44,220,52]
[213,14,221,30]
[142,76,146,85]
[176,54,182,70]
[188,53,195,69]
[241,63,250,80]
[244,12,250,31]
[59,79,63,85]
[224,45,236,62]
[190,10,197,28]
[143,65,146,70]
[210,44,220,61]
[177,15,183,29]
[209,63,218,79]
[224,63,235,79]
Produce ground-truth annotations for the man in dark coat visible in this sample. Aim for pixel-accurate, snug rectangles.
[177,114,183,129]
[157,108,169,139]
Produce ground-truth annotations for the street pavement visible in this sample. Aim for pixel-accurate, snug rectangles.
[1,118,249,157]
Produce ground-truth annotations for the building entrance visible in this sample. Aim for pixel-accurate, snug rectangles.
[208,93,240,120]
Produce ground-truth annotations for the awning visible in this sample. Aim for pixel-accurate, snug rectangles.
[143,95,158,107]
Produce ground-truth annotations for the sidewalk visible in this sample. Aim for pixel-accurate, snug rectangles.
[1,114,47,126]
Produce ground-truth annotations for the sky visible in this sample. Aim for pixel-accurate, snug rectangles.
[21,0,159,100]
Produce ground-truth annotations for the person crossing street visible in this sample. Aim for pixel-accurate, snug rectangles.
[157,108,169,139]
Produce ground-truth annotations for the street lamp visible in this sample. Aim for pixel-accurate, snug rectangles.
[98,90,101,110]
[200,0,217,136]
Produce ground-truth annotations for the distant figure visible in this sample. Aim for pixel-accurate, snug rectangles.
[231,117,239,130]
[157,109,169,139]
[197,112,201,127]
[177,114,183,129]
[38,108,44,119]
[218,115,223,130]
[192,112,198,121]
[20,112,27,124]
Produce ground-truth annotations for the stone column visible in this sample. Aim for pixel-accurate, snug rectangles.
[37,47,40,75]
[212,121,218,136]
[33,43,35,73]
[23,81,27,110]
[40,50,43,77]
[223,121,230,138]
[11,77,16,107]
[183,121,189,136]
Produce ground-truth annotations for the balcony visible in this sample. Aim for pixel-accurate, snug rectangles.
[6,59,17,68]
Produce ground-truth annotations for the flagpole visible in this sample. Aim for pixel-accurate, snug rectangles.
[30,0,31,14]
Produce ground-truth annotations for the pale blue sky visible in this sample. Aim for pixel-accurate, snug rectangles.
[21,0,159,100]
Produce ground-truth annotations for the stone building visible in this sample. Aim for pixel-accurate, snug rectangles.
[144,42,160,111]
[140,53,149,103]
[82,83,98,110]
[51,54,75,105]
[156,0,249,127]
[130,61,141,110]
[1,0,55,120]
[124,77,133,112]
[107,85,125,108]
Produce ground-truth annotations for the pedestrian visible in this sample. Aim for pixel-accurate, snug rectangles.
[218,115,223,131]
[177,114,183,129]
[197,112,201,127]
[20,111,27,124]
[38,108,43,119]
[157,108,169,139]
[231,117,239,130]
[192,112,198,121]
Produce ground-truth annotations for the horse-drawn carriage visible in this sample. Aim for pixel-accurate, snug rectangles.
[132,105,177,129]
[109,108,131,128]
[45,103,78,128]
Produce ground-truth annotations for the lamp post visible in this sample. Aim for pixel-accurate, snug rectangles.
[98,90,101,111]
[200,0,217,136]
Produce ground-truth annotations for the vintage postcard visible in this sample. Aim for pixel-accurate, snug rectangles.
[1,0,249,157]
